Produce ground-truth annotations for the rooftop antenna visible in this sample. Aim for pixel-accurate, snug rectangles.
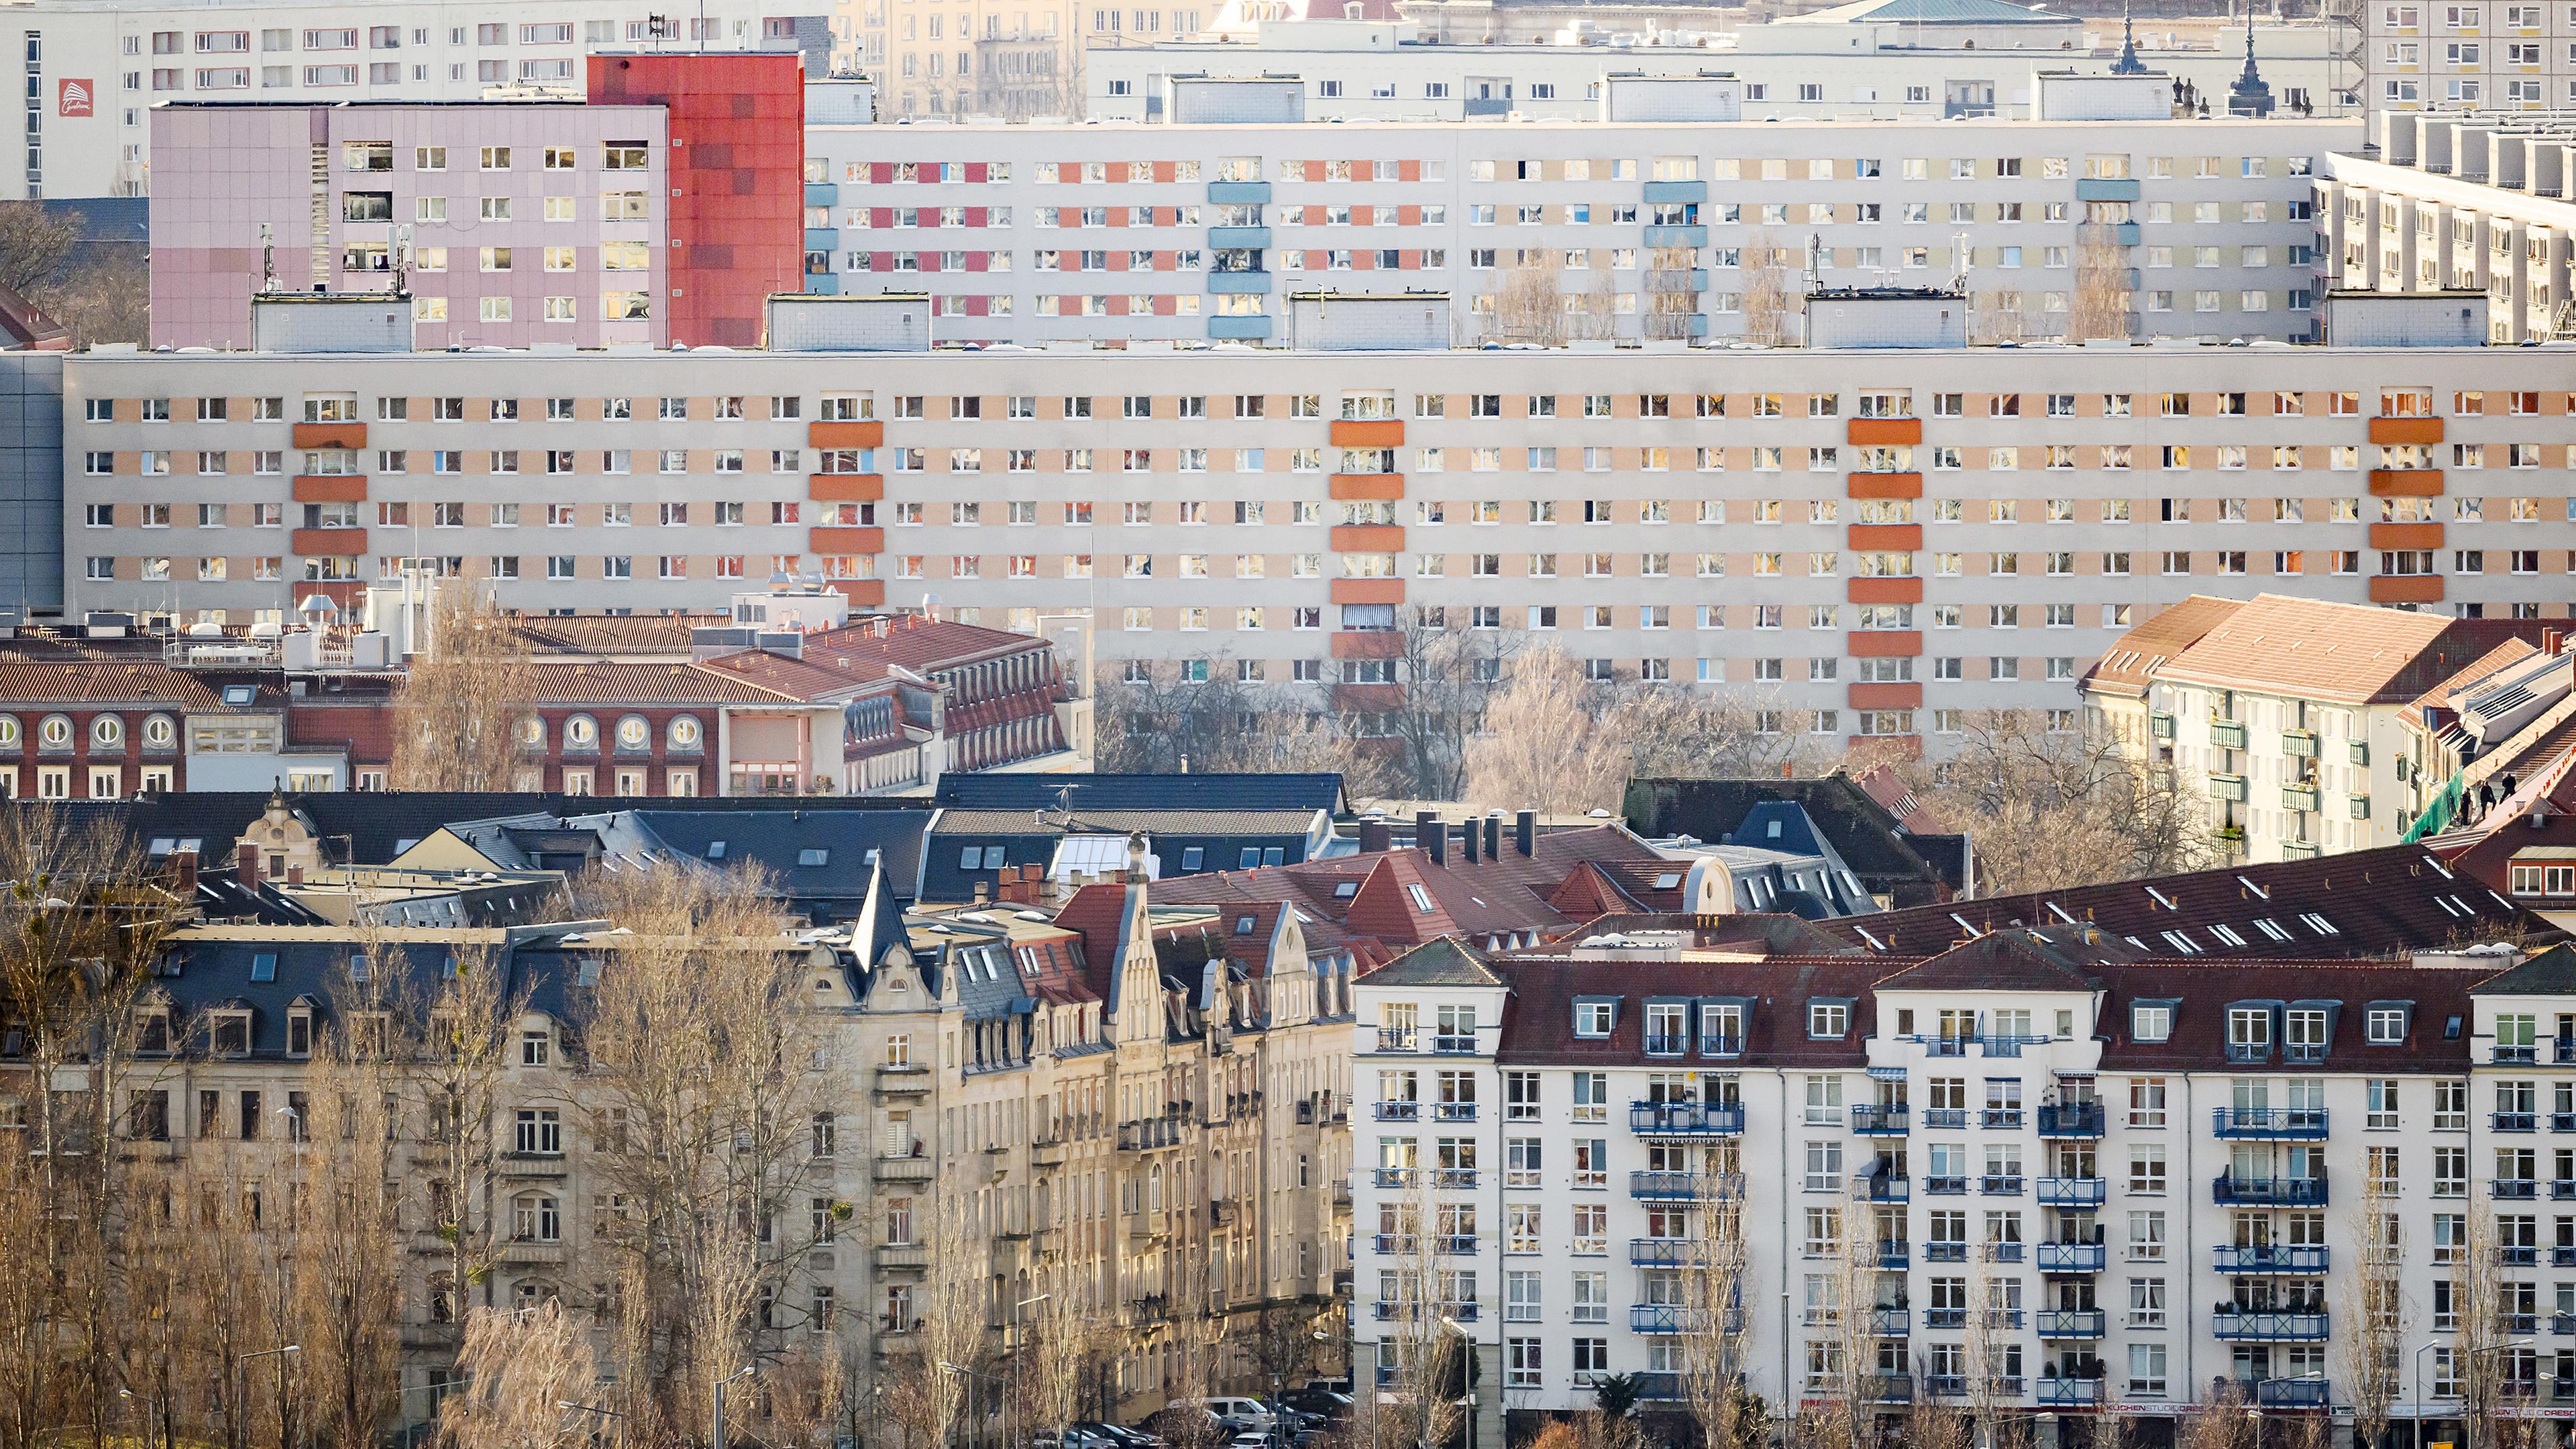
[258,222,276,293]
[1951,231,1970,289]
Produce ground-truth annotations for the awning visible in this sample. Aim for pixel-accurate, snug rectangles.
[1868,1066,1908,1081]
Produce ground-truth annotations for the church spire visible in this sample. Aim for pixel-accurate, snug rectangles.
[2226,5,2273,115]
[2110,0,2147,73]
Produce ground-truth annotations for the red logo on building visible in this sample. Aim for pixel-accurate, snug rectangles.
[56,78,91,116]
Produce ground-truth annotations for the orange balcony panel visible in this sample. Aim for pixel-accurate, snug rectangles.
[1329,419,1405,447]
[291,474,367,503]
[1847,578,1924,605]
[1331,579,1405,605]
[1332,525,1404,551]
[2369,522,2444,550]
[826,579,886,606]
[1331,683,1407,713]
[1849,682,1925,710]
[809,421,884,449]
[1330,631,1405,659]
[810,527,884,553]
[304,580,365,611]
[1847,524,1923,551]
[810,473,884,502]
[2369,574,2445,604]
[1847,472,1924,500]
[2368,417,2444,445]
[1846,418,1923,446]
[1847,631,1923,658]
[291,421,366,449]
[1329,473,1403,500]
[2369,469,2445,497]
[290,527,366,556]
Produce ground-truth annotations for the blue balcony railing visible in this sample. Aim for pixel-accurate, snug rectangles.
[1433,1234,1477,1255]
[2213,1173,2328,1205]
[2038,1379,2104,1407]
[1926,1375,1968,1399]
[1644,1033,1692,1057]
[1629,1303,1743,1334]
[2498,1044,2540,1064]
[2500,1245,2540,1266]
[1982,1108,2026,1130]
[1872,1307,1911,1336]
[1985,1242,2026,1263]
[1374,1101,1419,1120]
[1432,1102,1476,1121]
[2213,1309,2330,1341]
[2256,1379,2330,1409]
[1631,1171,1744,1200]
[1981,1174,2026,1196]
[2037,1177,2108,1208]
[2037,1242,2107,1273]
[1923,1108,1970,1130]
[1631,1101,1745,1135]
[2036,1309,2108,1339]
[1430,1034,1478,1055]
[2214,1244,2328,1274]
[2495,1111,2539,1132]
[1925,1175,1968,1195]
[2212,1107,2329,1139]
[2498,1178,2540,1200]
[1854,1173,1910,1203]
[1629,1238,1702,1267]
[1375,1028,1417,1052]
[1700,1034,1743,1058]
[1925,1309,1968,1330]
[1979,1035,2047,1058]
[1372,1167,1417,1187]
[1870,1375,1915,1403]
[1924,1242,1968,1263]
[1878,1242,1912,1271]
[2037,1102,2106,1138]
[1851,1104,1910,1134]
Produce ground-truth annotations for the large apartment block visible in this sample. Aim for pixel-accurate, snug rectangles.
[798,97,2352,345]
[1352,920,2576,1445]
[48,329,2576,751]
[0,0,818,201]
[2316,110,2576,343]
[2365,0,2576,111]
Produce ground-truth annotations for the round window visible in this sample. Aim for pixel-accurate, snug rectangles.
[518,715,546,747]
[39,715,70,747]
[0,716,22,750]
[144,714,174,748]
[566,714,597,747]
[616,715,650,749]
[89,715,122,748]
[670,715,703,749]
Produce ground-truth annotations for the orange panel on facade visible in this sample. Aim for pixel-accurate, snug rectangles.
[1329,474,1404,500]
[809,527,883,553]
[1846,418,1923,446]
[291,475,367,502]
[1847,473,1924,500]
[1847,631,1923,657]
[810,473,885,502]
[2367,417,2445,445]
[290,421,366,449]
[1847,524,1923,551]
[1849,683,1925,710]
[2369,523,2445,550]
[1331,579,1405,604]
[826,580,886,606]
[1847,578,1925,604]
[2369,469,2445,497]
[808,421,885,449]
[2369,575,2445,604]
[1330,631,1405,659]
[1330,420,1405,447]
[1331,683,1407,712]
[290,528,366,556]
[1331,525,1404,551]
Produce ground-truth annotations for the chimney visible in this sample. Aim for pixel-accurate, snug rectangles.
[1417,810,1446,865]
[2548,628,2567,657]
[1484,813,1501,860]
[1462,819,1480,864]
[973,877,991,904]
[174,848,199,896]
[286,863,305,886]
[1358,819,1391,854]
[1515,810,1537,857]
[236,841,260,885]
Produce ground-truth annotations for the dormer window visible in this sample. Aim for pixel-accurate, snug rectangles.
[136,1010,170,1055]
[210,1012,251,1056]
[2133,1005,2172,1042]
[521,1030,551,1067]
[1574,1000,1615,1037]
[1809,1001,1850,1039]
[286,1008,312,1057]
[2367,1005,2409,1044]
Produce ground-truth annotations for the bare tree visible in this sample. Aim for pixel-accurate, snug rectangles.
[1962,1247,2011,1449]
[1368,1176,1460,1449]
[1808,1199,1887,1449]
[1613,686,1822,782]
[1907,1382,1972,1449]
[1677,1156,1749,1449]
[390,586,539,792]
[1896,710,2216,895]
[2347,1155,2408,1449]
[1739,231,1798,347]
[0,203,80,294]
[437,1299,594,1449]
[413,939,528,1336]
[288,946,407,1449]
[1459,646,1635,814]
[1375,606,1521,802]
[1091,662,1395,793]
[1024,1256,1112,1449]
[2066,221,2133,343]
[1489,249,1568,345]
[885,1202,989,1449]
[2178,1379,2253,1449]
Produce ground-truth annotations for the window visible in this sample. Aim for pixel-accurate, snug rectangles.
[1574,1000,1615,1037]
[1809,1002,1849,1038]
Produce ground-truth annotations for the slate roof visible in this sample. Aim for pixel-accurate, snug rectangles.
[2092,955,2492,1072]
[932,771,1347,814]
[1878,930,2110,993]
[1366,936,1501,988]
[1812,843,2557,961]
[56,792,570,864]
[919,807,1326,903]
[150,928,580,1055]
[433,806,933,911]
[1621,774,1963,905]
[1493,955,1892,1068]
[2469,942,2576,996]
[1779,0,2065,23]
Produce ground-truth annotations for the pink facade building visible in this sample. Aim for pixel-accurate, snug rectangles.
[150,100,670,349]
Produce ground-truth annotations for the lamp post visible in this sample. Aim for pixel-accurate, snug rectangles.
[2413,1341,2444,1449]
[121,1385,163,1449]
[943,1360,1004,1449]
[232,1344,300,1449]
[2461,1338,2534,1449]
[713,1365,757,1449]
[1437,1317,1476,1449]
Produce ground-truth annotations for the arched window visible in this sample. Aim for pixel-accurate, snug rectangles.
[512,1192,561,1242]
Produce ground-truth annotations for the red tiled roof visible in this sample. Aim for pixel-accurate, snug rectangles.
[1494,955,1891,1068]
[807,616,1048,673]
[692,647,884,702]
[527,661,800,706]
[2155,595,2555,706]
[2079,594,2248,700]
[0,659,227,709]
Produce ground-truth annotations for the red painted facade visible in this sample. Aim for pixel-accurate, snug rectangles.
[588,52,805,348]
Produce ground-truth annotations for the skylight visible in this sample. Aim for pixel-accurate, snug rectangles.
[250,954,276,982]
[2253,918,2292,941]
[2159,930,2201,955]
[2145,885,2177,909]
[2424,855,2455,879]
[706,841,728,859]
[2208,924,2247,947]
[1948,912,1982,937]
[2236,876,2270,900]
[1654,872,1682,890]
[798,849,829,867]
[1852,926,1886,951]
[2298,912,2339,936]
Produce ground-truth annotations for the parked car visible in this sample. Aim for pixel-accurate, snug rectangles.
[1138,1407,1223,1446]
[1175,1399,1279,1434]
[1078,1424,1158,1449]
[1282,1389,1353,1423]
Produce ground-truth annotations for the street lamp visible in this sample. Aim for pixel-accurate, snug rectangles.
[944,1360,1005,1449]
[2461,1340,2534,1449]
[1437,1316,1477,1449]
[2412,1342,2445,1449]
[232,1344,300,1449]
[712,1366,757,1449]
[122,1385,164,1449]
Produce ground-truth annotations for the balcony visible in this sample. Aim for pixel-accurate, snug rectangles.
[2212,1108,2328,1139]
[1371,1234,1417,1254]
[1629,1238,1704,1267]
[2557,1246,2576,1267]
[2212,1309,2330,1341]
[1434,1168,1478,1189]
[1981,1174,2025,1196]
[1629,1304,1743,1334]
[2213,1244,2328,1274]
[1631,1171,1744,1200]
[1375,1027,1417,1052]
[2282,729,2319,759]
[2499,1245,2540,1266]
[1925,1309,1968,1330]
[1433,1234,1475,1255]
[2037,1102,2106,1138]
[875,1243,930,1271]
[2038,1379,2104,1407]
[2037,1242,2107,1274]
[2557,1040,2576,1065]
[2282,784,2321,814]
[1432,1102,1477,1122]
[1644,1033,1693,1057]
[2213,1173,2328,1205]
[1925,1176,1968,1195]
[1374,1101,1420,1121]
[1982,1107,2027,1129]
[874,1063,933,1096]
[1630,1101,1745,1136]
[1430,1034,1477,1055]
[2210,718,2250,749]
[1870,1375,1915,1404]
[1206,270,1271,295]
[2556,1313,2576,1336]
[2495,1111,2538,1132]
[873,1153,936,1183]
[1118,1116,1188,1152]
[1923,1108,1970,1130]
[1851,1104,1909,1134]
[1985,1311,2025,1331]
[2553,1114,2576,1134]
[1878,1242,1912,1271]
[1926,1375,1968,1399]
[2497,1043,2540,1065]
[1872,1307,1911,1336]
[2037,1309,2108,1340]
[1701,1034,1743,1058]
[1985,1242,2026,1263]
[2037,1177,2107,1208]
[2255,1379,2331,1409]
[1634,1374,1681,1402]
[2498,1177,2540,1199]
[1372,1167,1417,1189]
[2209,772,2250,803]
[1852,1173,1910,1203]
[1925,1242,1968,1263]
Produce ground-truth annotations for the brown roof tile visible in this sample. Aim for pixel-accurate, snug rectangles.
[2080,594,2249,700]
[2155,594,2553,705]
